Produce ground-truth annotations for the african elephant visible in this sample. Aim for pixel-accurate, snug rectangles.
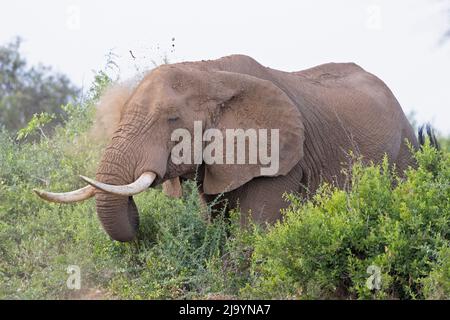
[35,54,420,242]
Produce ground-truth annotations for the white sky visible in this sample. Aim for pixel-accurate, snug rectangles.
[1,0,449,134]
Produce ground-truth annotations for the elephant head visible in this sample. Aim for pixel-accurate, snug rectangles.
[35,62,305,241]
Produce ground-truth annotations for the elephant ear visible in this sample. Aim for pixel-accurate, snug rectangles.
[162,178,183,198]
[202,71,305,195]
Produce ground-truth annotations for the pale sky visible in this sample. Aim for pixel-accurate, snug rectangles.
[1,0,449,134]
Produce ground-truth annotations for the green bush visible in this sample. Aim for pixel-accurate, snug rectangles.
[0,73,106,299]
[243,146,449,299]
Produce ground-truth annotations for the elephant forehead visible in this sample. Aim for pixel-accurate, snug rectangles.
[144,65,196,87]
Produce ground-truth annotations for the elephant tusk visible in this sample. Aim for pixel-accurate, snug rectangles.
[79,172,156,196]
[33,185,96,203]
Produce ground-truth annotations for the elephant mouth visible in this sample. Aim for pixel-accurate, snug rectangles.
[125,196,139,237]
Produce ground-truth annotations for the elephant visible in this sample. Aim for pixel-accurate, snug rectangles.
[35,54,423,242]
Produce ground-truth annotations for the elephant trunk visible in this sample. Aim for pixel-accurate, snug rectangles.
[95,191,139,242]
[95,147,140,242]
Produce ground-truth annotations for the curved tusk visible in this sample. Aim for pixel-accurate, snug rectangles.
[33,185,96,203]
[79,172,156,196]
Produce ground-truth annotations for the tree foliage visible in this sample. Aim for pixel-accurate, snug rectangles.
[0,38,78,132]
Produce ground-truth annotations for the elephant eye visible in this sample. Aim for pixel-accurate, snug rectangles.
[168,115,180,122]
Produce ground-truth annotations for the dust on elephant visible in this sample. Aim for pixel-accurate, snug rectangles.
[35,54,420,242]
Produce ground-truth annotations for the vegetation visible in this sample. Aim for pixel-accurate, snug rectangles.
[0,43,448,299]
[0,38,78,133]
[243,149,449,299]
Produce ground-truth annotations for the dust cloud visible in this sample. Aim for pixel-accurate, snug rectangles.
[89,80,137,142]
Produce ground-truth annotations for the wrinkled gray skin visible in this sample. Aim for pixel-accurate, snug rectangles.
[96,55,418,241]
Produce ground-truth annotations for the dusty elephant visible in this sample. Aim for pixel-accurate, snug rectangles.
[35,54,421,242]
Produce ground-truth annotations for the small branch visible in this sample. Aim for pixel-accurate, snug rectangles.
[38,127,48,140]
